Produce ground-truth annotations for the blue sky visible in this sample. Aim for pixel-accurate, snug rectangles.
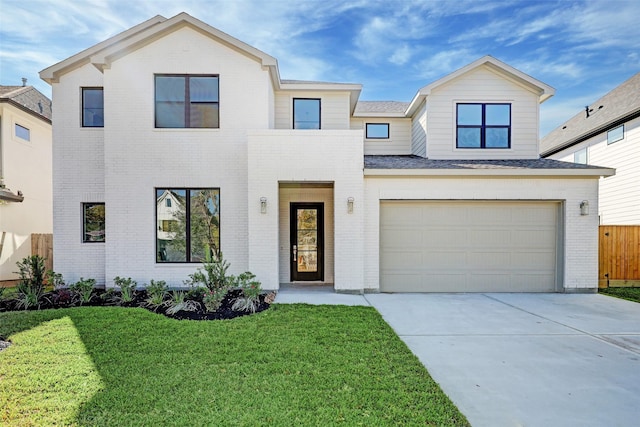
[1,0,639,136]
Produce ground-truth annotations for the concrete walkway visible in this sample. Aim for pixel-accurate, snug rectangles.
[276,289,640,427]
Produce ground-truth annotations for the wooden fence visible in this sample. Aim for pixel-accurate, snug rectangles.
[31,233,53,273]
[599,226,640,288]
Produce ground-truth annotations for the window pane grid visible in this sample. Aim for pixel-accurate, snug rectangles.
[155,75,219,128]
[156,188,220,263]
[457,103,510,149]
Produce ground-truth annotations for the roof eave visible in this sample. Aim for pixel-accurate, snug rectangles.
[363,167,615,177]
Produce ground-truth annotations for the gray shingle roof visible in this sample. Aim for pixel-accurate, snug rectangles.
[541,72,640,156]
[0,85,52,122]
[354,101,410,114]
[364,155,608,170]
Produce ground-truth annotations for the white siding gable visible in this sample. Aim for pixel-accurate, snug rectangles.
[426,66,540,160]
[275,91,351,129]
[350,117,412,155]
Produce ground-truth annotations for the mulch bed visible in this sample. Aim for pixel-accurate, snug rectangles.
[0,288,274,321]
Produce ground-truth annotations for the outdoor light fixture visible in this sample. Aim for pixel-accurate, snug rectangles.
[347,196,354,214]
[580,200,589,216]
[260,197,267,214]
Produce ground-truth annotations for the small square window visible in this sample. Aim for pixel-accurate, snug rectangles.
[366,123,389,139]
[607,125,624,145]
[83,203,105,242]
[15,124,30,141]
[82,88,104,127]
[574,148,588,164]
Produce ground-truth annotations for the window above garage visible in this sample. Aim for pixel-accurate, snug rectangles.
[457,103,511,149]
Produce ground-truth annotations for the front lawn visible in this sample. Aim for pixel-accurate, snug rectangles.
[600,287,640,303]
[0,304,469,426]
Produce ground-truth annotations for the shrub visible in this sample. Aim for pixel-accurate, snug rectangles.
[185,252,232,312]
[145,280,168,311]
[166,290,200,315]
[113,276,137,304]
[47,270,65,290]
[70,278,96,305]
[14,255,48,309]
[231,272,262,313]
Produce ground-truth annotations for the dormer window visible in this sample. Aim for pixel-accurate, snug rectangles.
[457,103,511,149]
[293,98,320,129]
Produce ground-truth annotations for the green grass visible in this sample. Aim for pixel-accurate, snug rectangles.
[600,287,640,303]
[0,304,468,426]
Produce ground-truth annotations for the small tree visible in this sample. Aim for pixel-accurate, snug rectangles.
[185,251,231,311]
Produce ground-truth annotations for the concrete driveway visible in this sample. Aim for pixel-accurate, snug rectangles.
[366,293,640,427]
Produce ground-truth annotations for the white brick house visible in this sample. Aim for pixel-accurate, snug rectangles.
[40,12,613,293]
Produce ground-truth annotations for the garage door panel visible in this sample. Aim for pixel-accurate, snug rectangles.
[380,201,559,293]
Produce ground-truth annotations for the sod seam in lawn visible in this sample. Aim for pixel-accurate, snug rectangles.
[0,304,469,426]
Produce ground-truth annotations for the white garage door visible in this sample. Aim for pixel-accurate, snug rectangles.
[380,201,560,292]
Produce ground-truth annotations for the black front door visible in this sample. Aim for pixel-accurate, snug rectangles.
[290,203,324,281]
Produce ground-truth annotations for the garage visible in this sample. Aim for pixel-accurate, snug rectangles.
[380,201,560,292]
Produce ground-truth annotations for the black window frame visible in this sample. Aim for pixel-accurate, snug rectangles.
[154,74,220,129]
[293,98,321,129]
[82,87,104,127]
[456,103,511,149]
[366,123,390,139]
[155,188,221,263]
[607,125,624,145]
[15,123,30,141]
[82,203,105,243]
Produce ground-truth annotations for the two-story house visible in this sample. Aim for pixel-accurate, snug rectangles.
[40,12,613,293]
[0,84,53,284]
[541,72,639,225]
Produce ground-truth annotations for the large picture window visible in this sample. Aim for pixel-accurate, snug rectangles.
[155,75,219,128]
[83,203,105,242]
[293,98,321,129]
[82,88,104,127]
[156,188,220,263]
[457,103,511,149]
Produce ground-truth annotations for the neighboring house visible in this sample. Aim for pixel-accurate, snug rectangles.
[40,12,614,293]
[541,72,639,225]
[0,84,53,283]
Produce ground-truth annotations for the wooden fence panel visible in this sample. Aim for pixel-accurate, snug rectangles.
[31,233,53,273]
[599,226,640,288]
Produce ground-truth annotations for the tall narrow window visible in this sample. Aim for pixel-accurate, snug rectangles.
[457,103,511,148]
[155,75,219,128]
[82,88,104,127]
[15,124,30,141]
[366,123,390,139]
[293,98,321,129]
[156,188,220,263]
[83,203,105,242]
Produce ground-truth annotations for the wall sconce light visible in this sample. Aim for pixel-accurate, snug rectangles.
[580,200,589,216]
[260,197,267,214]
[347,197,354,214]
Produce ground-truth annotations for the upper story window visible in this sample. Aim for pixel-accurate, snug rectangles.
[574,147,588,164]
[82,88,104,127]
[457,103,511,149]
[366,123,389,139]
[155,75,219,128]
[607,125,624,145]
[15,124,30,141]
[293,98,320,129]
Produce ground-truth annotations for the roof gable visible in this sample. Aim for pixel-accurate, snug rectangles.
[541,72,640,156]
[0,85,52,122]
[406,56,555,117]
[40,13,280,86]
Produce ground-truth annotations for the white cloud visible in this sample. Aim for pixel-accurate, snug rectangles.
[413,49,478,81]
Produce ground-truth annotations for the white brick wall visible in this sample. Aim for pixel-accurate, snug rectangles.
[247,130,364,291]
[364,176,600,292]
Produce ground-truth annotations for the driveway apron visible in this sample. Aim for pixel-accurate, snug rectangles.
[365,293,640,427]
